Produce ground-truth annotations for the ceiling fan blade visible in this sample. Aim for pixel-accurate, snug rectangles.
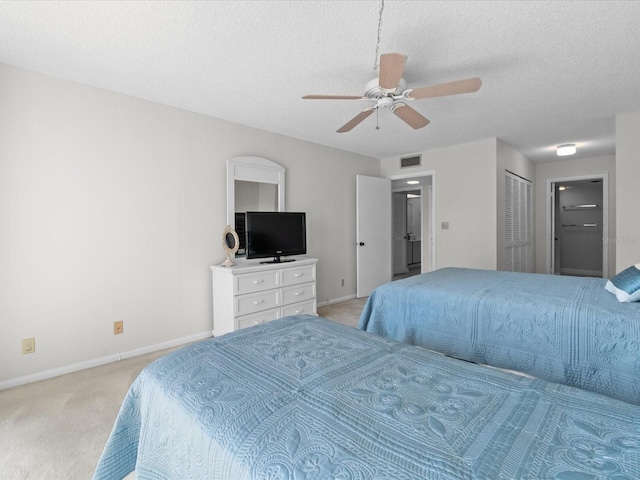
[391,103,430,129]
[379,53,407,90]
[302,95,365,100]
[406,77,482,100]
[337,108,375,133]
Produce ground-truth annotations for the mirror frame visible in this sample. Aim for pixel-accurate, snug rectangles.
[227,156,285,228]
[222,225,240,253]
[221,225,239,267]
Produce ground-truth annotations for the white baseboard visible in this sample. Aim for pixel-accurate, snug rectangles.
[0,330,212,391]
[0,295,360,391]
[317,294,357,308]
[119,331,211,360]
[0,354,121,391]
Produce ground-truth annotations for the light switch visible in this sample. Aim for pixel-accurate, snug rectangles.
[441,221,449,230]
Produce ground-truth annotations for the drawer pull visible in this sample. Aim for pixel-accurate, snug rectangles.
[253,320,264,325]
[294,273,304,277]
[295,308,305,314]
[253,279,264,284]
[294,291,304,296]
[253,299,264,305]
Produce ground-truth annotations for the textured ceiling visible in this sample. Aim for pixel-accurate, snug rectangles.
[1,1,639,162]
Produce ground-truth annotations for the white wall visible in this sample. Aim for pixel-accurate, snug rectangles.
[496,139,536,271]
[0,64,379,386]
[534,155,616,276]
[615,111,640,272]
[381,139,498,270]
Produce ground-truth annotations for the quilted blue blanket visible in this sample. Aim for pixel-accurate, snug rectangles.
[359,267,640,405]
[94,315,640,480]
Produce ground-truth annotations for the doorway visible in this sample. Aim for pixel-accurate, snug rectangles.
[391,174,435,279]
[547,175,608,278]
[392,188,423,279]
[356,172,435,298]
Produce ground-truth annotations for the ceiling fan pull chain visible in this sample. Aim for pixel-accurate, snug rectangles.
[376,108,380,130]
[373,0,385,71]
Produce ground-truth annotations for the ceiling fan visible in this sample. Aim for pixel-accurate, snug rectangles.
[302,53,482,133]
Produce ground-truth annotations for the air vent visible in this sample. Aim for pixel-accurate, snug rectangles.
[400,155,421,168]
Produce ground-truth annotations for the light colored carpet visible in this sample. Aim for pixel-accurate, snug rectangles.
[317,296,367,328]
[0,299,365,480]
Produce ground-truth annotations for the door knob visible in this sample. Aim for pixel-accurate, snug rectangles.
[358,242,365,246]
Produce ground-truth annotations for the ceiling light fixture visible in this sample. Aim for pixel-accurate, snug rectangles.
[557,144,576,156]
[406,180,420,185]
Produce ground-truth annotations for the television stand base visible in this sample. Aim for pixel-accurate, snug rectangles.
[260,256,296,264]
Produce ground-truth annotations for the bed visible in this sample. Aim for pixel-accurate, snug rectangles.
[94,315,640,479]
[359,267,640,405]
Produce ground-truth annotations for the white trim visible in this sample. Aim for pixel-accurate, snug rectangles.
[0,331,212,391]
[545,173,609,278]
[317,294,357,308]
[226,156,285,229]
[0,354,120,391]
[120,331,211,359]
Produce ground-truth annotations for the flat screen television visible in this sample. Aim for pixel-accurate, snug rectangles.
[245,211,306,263]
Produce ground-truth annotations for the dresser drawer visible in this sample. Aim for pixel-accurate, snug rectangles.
[282,299,316,317]
[211,258,318,337]
[236,308,280,330]
[235,290,280,316]
[281,264,316,286]
[234,270,279,295]
[281,282,316,305]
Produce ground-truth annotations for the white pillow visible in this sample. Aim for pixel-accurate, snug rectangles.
[605,263,640,302]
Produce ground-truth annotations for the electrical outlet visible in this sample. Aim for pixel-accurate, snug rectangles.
[441,221,450,230]
[114,321,124,335]
[22,337,35,354]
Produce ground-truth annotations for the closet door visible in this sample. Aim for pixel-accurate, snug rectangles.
[504,172,532,272]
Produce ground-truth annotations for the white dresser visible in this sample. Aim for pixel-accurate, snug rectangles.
[210,257,318,336]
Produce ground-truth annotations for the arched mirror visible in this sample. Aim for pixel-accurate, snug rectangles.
[227,156,285,256]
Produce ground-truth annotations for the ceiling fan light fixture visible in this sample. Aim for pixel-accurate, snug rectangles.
[364,77,406,99]
[377,97,394,109]
[302,48,481,132]
[557,144,576,156]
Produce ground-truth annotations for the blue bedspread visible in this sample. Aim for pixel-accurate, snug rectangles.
[359,267,640,405]
[94,315,640,479]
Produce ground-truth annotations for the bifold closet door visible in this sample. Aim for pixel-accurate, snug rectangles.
[504,172,532,273]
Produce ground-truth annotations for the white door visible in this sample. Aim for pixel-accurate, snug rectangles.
[357,175,392,298]
[392,192,408,275]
